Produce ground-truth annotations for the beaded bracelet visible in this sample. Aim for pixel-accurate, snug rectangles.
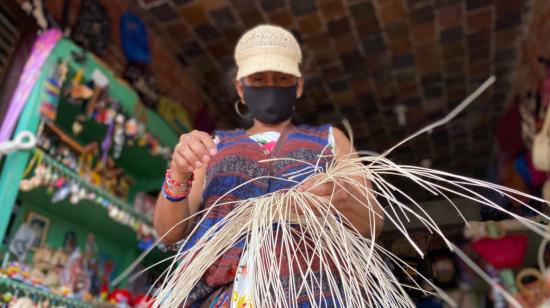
[165,169,193,190]
[162,169,193,203]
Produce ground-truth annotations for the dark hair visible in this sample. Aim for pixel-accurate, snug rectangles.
[239,111,254,129]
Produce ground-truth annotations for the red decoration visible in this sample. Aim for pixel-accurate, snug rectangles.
[472,234,528,269]
[108,288,132,304]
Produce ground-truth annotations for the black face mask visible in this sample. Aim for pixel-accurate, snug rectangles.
[242,84,297,124]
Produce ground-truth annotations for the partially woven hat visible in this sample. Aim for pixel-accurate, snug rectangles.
[234,24,302,80]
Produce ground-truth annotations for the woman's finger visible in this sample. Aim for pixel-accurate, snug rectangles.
[297,175,322,192]
[179,143,202,170]
[291,198,322,217]
[191,131,217,155]
[187,137,211,164]
[172,150,193,173]
[308,182,335,197]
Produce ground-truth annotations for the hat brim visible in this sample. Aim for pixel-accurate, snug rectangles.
[236,53,301,80]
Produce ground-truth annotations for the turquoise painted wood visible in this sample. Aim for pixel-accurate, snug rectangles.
[0,49,56,245]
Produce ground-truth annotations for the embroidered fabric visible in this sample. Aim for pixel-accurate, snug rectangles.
[248,126,335,155]
[230,126,335,307]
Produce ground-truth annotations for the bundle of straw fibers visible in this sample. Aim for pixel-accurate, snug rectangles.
[153,156,446,307]
[133,76,550,308]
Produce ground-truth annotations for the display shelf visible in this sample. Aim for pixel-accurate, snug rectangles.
[0,276,92,307]
[35,148,153,228]
[0,35,177,244]
[0,34,172,303]
[17,187,139,247]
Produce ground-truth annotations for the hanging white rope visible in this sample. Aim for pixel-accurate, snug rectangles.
[0,131,36,159]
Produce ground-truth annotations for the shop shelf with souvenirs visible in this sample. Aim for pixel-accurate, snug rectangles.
[0,30,181,306]
[0,276,92,308]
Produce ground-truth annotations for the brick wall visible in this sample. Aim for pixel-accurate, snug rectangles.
[35,0,208,118]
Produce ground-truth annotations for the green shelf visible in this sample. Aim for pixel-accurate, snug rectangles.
[0,276,92,307]
[35,148,153,227]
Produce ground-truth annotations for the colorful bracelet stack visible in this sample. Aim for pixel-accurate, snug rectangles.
[162,169,193,203]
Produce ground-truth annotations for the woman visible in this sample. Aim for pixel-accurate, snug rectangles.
[154,25,384,307]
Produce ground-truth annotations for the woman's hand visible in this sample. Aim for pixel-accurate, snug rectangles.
[155,131,215,244]
[297,175,383,237]
[170,130,217,183]
[293,176,341,217]
[296,176,350,213]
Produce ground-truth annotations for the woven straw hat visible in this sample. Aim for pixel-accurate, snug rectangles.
[234,25,302,80]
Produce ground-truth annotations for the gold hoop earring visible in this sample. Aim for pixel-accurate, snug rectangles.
[234,99,249,119]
